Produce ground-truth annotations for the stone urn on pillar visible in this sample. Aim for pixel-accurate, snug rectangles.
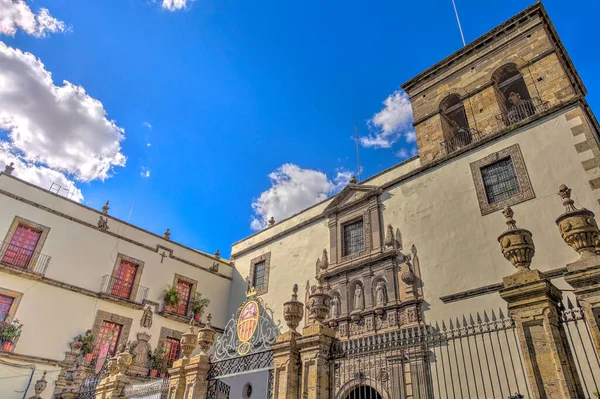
[116,344,133,376]
[555,184,600,258]
[497,205,535,271]
[28,371,47,399]
[308,278,331,326]
[283,284,304,333]
[197,313,216,355]
[180,319,197,358]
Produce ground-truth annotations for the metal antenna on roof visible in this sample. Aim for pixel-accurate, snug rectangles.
[451,0,466,46]
[354,122,362,182]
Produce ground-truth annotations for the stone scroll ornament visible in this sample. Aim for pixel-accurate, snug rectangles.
[140,306,153,329]
[211,289,280,361]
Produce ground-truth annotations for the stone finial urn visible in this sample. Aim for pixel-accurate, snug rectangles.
[400,255,416,285]
[116,345,133,375]
[107,355,119,376]
[28,371,47,399]
[498,206,535,271]
[180,319,197,358]
[308,278,331,326]
[555,184,600,257]
[283,284,304,332]
[197,313,216,355]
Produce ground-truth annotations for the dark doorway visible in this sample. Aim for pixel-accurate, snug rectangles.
[345,385,383,399]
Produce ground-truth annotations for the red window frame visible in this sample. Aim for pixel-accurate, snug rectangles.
[111,260,138,299]
[0,295,14,322]
[165,337,181,363]
[2,224,41,269]
[92,321,122,359]
[175,280,192,316]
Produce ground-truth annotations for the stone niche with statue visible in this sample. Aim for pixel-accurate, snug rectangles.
[315,182,425,340]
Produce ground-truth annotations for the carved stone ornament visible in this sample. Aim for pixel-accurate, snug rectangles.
[497,206,535,271]
[353,284,364,312]
[4,162,14,175]
[101,200,110,215]
[107,355,119,376]
[375,281,387,307]
[180,319,197,358]
[308,278,331,326]
[140,306,153,329]
[349,176,357,184]
[316,249,328,272]
[384,224,394,247]
[116,344,133,375]
[163,228,171,240]
[268,216,275,226]
[98,215,109,231]
[28,371,47,399]
[396,228,403,250]
[197,313,216,355]
[283,284,304,332]
[214,249,220,259]
[401,255,416,285]
[330,294,340,319]
[555,184,600,258]
[131,332,151,370]
[209,262,219,272]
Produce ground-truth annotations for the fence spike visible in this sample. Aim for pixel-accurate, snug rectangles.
[449,318,454,330]
[435,321,440,333]
[498,308,505,320]
[491,309,497,321]
[456,317,461,329]
[469,314,475,326]
[483,310,490,323]
[566,296,574,310]
[476,312,482,324]
[462,315,469,328]
[442,320,447,331]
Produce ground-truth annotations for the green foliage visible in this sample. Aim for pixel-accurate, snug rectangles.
[150,346,169,373]
[190,292,210,316]
[74,329,95,355]
[0,318,23,343]
[162,286,180,307]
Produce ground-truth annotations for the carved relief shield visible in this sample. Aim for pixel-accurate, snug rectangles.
[236,301,259,355]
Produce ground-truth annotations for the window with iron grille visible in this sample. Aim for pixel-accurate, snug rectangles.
[165,337,181,363]
[252,261,266,290]
[92,321,122,359]
[342,219,364,257]
[481,157,520,203]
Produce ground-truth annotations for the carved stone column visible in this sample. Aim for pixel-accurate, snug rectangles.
[182,315,215,399]
[272,285,304,399]
[498,206,583,399]
[95,350,130,399]
[297,278,335,399]
[555,184,600,358]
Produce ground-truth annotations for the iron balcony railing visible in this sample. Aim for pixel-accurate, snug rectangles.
[0,240,51,275]
[99,275,149,305]
[440,127,482,156]
[496,96,548,128]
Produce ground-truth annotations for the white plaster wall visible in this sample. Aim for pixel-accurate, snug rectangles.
[230,105,600,326]
[0,359,60,399]
[220,370,269,399]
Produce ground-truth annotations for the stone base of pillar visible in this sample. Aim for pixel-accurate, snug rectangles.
[95,374,129,399]
[272,331,301,399]
[167,358,188,399]
[297,324,336,399]
[564,255,600,357]
[183,354,210,399]
[500,269,583,399]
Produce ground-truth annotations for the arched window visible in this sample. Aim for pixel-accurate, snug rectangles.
[439,94,472,153]
[493,64,534,124]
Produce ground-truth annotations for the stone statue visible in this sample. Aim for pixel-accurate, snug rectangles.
[140,306,153,329]
[353,285,364,311]
[331,295,340,318]
[128,332,151,376]
[376,281,387,307]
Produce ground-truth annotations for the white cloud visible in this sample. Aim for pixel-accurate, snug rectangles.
[405,130,416,143]
[146,143,151,147]
[140,166,150,178]
[161,0,194,11]
[0,143,83,202]
[0,0,66,37]
[361,90,414,149]
[142,121,152,130]
[250,164,353,230]
[396,148,409,159]
[0,42,126,184]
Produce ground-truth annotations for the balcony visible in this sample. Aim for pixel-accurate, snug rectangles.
[99,275,149,306]
[440,127,482,156]
[0,240,51,276]
[496,97,548,128]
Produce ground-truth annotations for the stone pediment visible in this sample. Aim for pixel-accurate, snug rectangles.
[324,184,381,215]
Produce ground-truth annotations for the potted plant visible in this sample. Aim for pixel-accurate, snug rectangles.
[162,286,180,313]
[190,293,210,321]
[0,318,23,351]
[74,329,95,362]
[149,346,167,378]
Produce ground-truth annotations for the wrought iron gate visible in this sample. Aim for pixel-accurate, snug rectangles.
[123,378,169,399]
[330,309,529,398]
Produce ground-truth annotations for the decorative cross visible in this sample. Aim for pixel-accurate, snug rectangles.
[159,251,168,263]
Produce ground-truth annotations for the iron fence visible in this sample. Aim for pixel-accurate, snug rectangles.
[99,275,149,304]
[496,97,548,128]
[123,377,169,399]
[0,239,51,275]
[440,128,482,156]
[560,298,600,398]
[330,309,529,399]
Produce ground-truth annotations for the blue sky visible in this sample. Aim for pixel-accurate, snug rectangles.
[0,0,598,258]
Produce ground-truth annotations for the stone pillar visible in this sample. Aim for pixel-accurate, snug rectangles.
[554,184,600,358]
[166,358,188,399]
[296,278,335,399]
[183,315,215,399]
[497,206,583,399]
[95,347,132,399]
[272,285,304,399]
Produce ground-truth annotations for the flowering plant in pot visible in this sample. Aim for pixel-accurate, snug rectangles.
[149,346,167,378]
[190,293,210,321]
[0,318,23,351]
[162,286,180,313]
[74,329,95,362]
